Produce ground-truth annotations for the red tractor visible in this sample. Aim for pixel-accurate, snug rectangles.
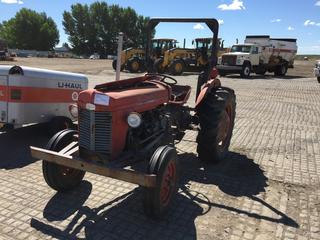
[31,18,236,219]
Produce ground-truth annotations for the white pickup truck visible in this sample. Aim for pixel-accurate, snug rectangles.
[314,60,320,83]
[217,35,297,78]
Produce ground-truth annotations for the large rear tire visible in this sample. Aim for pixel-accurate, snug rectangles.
[42,130,85,192]
[196,87,236,163]
[144,145,179,219]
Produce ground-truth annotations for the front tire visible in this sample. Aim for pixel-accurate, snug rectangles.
[127,58,140,73]
[42,129,85,192]
[144,145,179,219]
[240,62,251,78]
[196,87,236,163]
[169,59,185,75]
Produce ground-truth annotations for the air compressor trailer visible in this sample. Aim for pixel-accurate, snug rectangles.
[0,65,88,131]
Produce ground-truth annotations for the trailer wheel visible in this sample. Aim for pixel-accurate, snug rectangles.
[49,116,73,135]
[240,62,251,78]
[169,59,185,75]
[196,87,236,163]
[154,58,166,74]
[42,129,85,192]
[127,58,140,73]
[144,145,179,219]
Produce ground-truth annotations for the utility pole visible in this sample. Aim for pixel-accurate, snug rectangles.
[116,32,124,81]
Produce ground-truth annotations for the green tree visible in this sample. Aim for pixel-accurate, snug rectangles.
[0,8,59,51]
[63,2,153,57]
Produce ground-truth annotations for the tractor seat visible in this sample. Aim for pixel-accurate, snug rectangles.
[170,85,191,104]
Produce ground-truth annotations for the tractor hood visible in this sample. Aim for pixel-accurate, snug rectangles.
[78,76,170,113]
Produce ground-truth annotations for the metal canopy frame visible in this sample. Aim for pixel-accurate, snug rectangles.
[145,18,219,71]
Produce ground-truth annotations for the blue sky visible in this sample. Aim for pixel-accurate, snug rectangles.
[0,0,320,54]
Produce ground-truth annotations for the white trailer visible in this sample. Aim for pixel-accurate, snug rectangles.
[0,65,88,131]
[217,35,298,78]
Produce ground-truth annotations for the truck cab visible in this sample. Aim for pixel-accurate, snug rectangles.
[315,60,320,83]
[217,35,297,78]
[217,43,260,78]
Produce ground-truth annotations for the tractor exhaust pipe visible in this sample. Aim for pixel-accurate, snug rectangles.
[116,32,124,81]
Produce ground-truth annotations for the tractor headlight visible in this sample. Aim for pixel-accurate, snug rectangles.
[127,112,142,128]
[69,104,78,118]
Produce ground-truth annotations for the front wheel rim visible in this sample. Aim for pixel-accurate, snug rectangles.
[160,161,176,206]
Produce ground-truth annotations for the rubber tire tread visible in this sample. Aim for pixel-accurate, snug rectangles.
[42,130,85,192]
[196,87,236,163]
[144,145,179,219]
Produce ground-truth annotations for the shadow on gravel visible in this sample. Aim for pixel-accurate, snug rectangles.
[178,151,299,228]
[30,151,298,240]
[0,124,49,169]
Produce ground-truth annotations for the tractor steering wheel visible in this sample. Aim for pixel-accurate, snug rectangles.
[145,73,177,85]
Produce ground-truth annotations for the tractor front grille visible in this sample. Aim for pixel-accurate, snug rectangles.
[222,55,237,65]
[79,109,112,158]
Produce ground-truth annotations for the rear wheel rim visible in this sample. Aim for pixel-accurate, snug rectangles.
[217,104,232,150]
[160,160,176,206]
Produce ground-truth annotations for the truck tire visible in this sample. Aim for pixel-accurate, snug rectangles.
[169,59,185,75]
[274,64,288,76]
[196,87,236,163]
[127,58,140,73]
[240,62,251,78]
[154,58,166,74]
[42,129,85,192]
[49,116,74,136]
[318,77,320,83]
[144,145,179,219]
[112,59,124,71]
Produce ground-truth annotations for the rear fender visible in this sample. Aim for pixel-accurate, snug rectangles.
[195,78,221,110]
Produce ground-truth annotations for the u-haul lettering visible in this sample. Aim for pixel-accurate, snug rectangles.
[58,82,83,89]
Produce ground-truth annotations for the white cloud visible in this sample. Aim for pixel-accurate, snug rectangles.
[271,19,281,23]
[193,23,205,30]
[218,0,245,11]
[1,0,23,4]
[287,26,294,31]
[315,1,320,6]
[218,19,224,25]
[304,20,320,26]
[304,20,316,26]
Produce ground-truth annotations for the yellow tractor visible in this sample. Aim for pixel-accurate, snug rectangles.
[153,38,226,75]
[112,38,177,73]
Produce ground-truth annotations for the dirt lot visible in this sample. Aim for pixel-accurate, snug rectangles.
[0,58,319,240]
